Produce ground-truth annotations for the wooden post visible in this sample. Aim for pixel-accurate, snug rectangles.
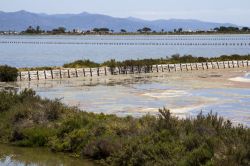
[19,72,22,81]
[138,65,140,73]
[161,65,164,72]
[37,71,39,80]
[156,65,159,72]
[190,63,193,70]
[168,64,170,72]
[104,67,107,76]
[206,62,209,69]
[211,62,214,69]
[237,61,239,68]
[202,63,205,70]
[97,68,100,76]
[247,60,249,66]
[44,70,47,79]
[232,61,235,68]
[174,64,177,72]
[228,61,230,68]
[195,63,198,70]
[180,64,182,71]
[242,60,244,67]
[223,61,225,69]
[75,69,78,77]
[83,68,86,77]
[68,69,70,78]
[185,64,188,71]
[132,66,134,73]
[216,61,219,69]
[90,68,92,77]
[28,71,31,81]
[59,69,62,78]
[51,70,54,79]
[118,67,121,74]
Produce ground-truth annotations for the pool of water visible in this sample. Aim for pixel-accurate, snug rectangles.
[0,35,250,67]
[17,70,250,126]
[0,144,94,166]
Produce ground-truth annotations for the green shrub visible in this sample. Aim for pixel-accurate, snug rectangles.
[0,65,18,82]
[0,89,249,165]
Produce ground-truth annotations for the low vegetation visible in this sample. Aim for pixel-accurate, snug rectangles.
[0,65,18,82]
[0,89,249,165]
[63,54,250,68]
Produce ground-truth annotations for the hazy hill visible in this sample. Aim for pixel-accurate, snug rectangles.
[0,10,236,32]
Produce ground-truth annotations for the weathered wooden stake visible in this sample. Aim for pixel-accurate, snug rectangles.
[156,65,159,72]
[67,69,70,78]
[83,68,86,77]
[59,69,62,78]
[44,70,47,79]
[161,65,164,72]
[28,71,31,81]
[180,64,182,71]
[223,61,225,69]
[216,61,219,69]
[90,68,92,77]
[237,61,239,68]
[19,72,22,81]
[104,67,107,76]
[97,68,100,76]
[51,70,54,79]
[195,63,198,70]
[37,71,39,80]
[75,69,78,77]
[168,64,170,72]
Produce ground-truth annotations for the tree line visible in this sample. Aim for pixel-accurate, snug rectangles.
[21,26,250,35]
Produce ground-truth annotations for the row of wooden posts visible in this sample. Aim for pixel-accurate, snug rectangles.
[1,41,250,46]
[18,60,250,81]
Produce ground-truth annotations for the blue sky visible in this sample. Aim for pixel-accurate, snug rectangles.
[1,0,250,26]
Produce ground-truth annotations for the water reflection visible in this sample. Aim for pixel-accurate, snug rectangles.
[0,144,94,166]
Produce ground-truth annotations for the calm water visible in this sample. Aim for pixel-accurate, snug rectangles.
[0,35,250,67]
[0,144,94,166]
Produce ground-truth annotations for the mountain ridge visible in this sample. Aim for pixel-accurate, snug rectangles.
[0,10,237,32]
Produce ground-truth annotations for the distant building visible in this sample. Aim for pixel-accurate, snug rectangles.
[0,31,19,35]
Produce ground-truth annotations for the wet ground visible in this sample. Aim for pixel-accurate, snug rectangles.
[10,67,250,126]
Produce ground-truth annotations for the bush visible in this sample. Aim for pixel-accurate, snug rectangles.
[0,65,18,82]
[0,89,249,165]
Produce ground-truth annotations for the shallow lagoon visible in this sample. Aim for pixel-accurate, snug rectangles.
[17,68,250,126]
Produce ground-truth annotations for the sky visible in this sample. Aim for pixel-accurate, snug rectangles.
[1,0,250,26]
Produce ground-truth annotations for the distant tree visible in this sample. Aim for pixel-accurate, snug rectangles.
[52,27,66,34]
[142,27,151,33]
[137,29,142,33]
[242,27,250,32]
[120,29,127,33]
[178,28,183,32]
[93,28,110,33]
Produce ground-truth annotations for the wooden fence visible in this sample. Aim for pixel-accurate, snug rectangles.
[18,60,250,81]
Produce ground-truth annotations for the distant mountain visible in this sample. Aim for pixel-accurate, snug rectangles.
[0,10,237,32]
